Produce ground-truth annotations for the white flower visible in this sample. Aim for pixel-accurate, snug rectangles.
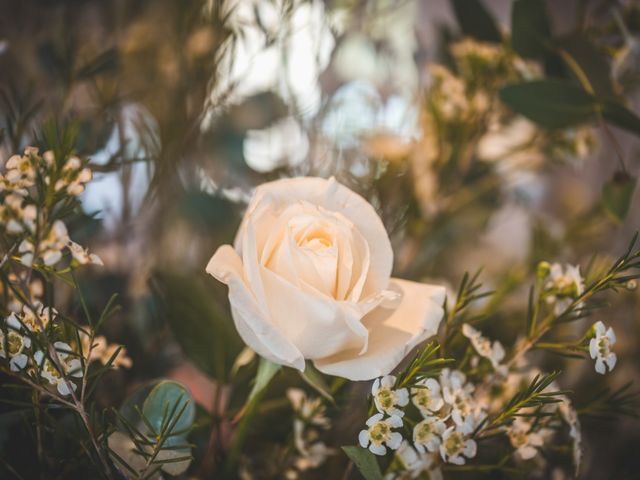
[287,388,330,429]
[19,220,69,267]
[440,369,476,429]
[359,413,403,456]
[411,378,444,416]
[544,263,583,315]
[0,329,4,358]
[80,333,132,369]
[589,321,616,375]
[439,426,477,465]
[389,441,443,480]
[6,330,31,371]
[413,416,446,453]
[34,342,83,396]
[7,302,56,333]
[207,177,445,381]
[372,375,409,417]
[461,324,505,373]
[68,241,104,266]
[558,396,582,472]
[507,418,545,460]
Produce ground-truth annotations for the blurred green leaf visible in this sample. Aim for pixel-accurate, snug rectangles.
[75,48,118,80]
[511,0,551,58]
[154,272,243,381]
[143,381,195,435]
[602,101,640,136]
[499,80,595,128]
[342,446,383,480]
[451,0,502,43]
[299,362,334,404]
[603,171,636,223]
[247,358,281,406]
[557,35,615,98]
[178,191,239,232]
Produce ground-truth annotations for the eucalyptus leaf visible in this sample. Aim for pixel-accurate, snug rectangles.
[499,80,596,128]
[451,0,501,43]
[602,101,640,136]
[142,380,195,435]
[511,0,551,59]
[602,171,636,223]
[342,446,383,480]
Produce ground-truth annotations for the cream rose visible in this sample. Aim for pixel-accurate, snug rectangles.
[206,177,445,381]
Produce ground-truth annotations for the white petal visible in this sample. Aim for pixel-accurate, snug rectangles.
[381,375,396,388]
[314,279,445,380]
[358,430,370,448]
[387,432,403,450]
[367,413,384,426]
[369,443,387,456]
[387,415,403,428]
[463,439,477,458]
[606,327,616,344]
[589,338,598,359]
[606,353,617,371]
[519,445,538,460]
[595,358,606,374]
[594,321,605,335]
[396,388,409,406]
[372,378,381,394]
[206,245,305,370]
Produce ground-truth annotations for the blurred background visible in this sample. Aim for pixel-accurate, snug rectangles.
[1,0,639,478]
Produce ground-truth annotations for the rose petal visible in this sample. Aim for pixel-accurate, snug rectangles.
[313,279,445,380]
[259,264,368,359]
[206,245,305,370]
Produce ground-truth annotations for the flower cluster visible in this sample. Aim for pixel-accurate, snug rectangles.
[0,147,101,268]
[540,262,584,315]
[285,389,333,479]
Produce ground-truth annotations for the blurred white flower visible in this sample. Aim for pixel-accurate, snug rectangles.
[589,321,617,375]
[68,241,104,266]
[19,220,69,267]
[439,426,477,465]
[462,324,506,373]
[440,369,476,429]
[359,413,403,456]
[388,441,443,480]
[411,377,444,416]
[543,263,583,315]
[243,117,308,173]
[558,396,582,472]
[7,302,56,333]
[80,332,132,370]
[507,418,545,460]
[372,375,409,417]
[413,416,446,454]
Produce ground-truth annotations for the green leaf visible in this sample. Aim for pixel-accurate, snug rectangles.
[602,171,637,223]
[153,272,243,381]
[342,446,383,480]
[299,362,335,404]
[143,380,195,435]
[499,80,596,128]
[511,0,551,59]
[601,101,640,136]
[557,34,615,98]
[451,0,502,43]
[247,358,281,406]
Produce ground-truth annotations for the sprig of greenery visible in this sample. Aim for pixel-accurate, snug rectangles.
[396,342,454,389]
[577,382,640,419]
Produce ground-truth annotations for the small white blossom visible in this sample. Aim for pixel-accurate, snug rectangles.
[386,441,443,480]
[19,220,69,267]
[372,375,409,417]
[411,378,444,416]
[68,241,104,266]
[558,396,582,472]
[7,302,56,333]
[439,426,477,465]
[462,324,506,373]
[359,413,403,456]
[79,332,132,370]
[6,330,31,371]
[589,321,616,375]
[413,416,446,453]
[544,263,583,315]
[440,369,476,429]
[34,342,83,396]
[507,418,545,460]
